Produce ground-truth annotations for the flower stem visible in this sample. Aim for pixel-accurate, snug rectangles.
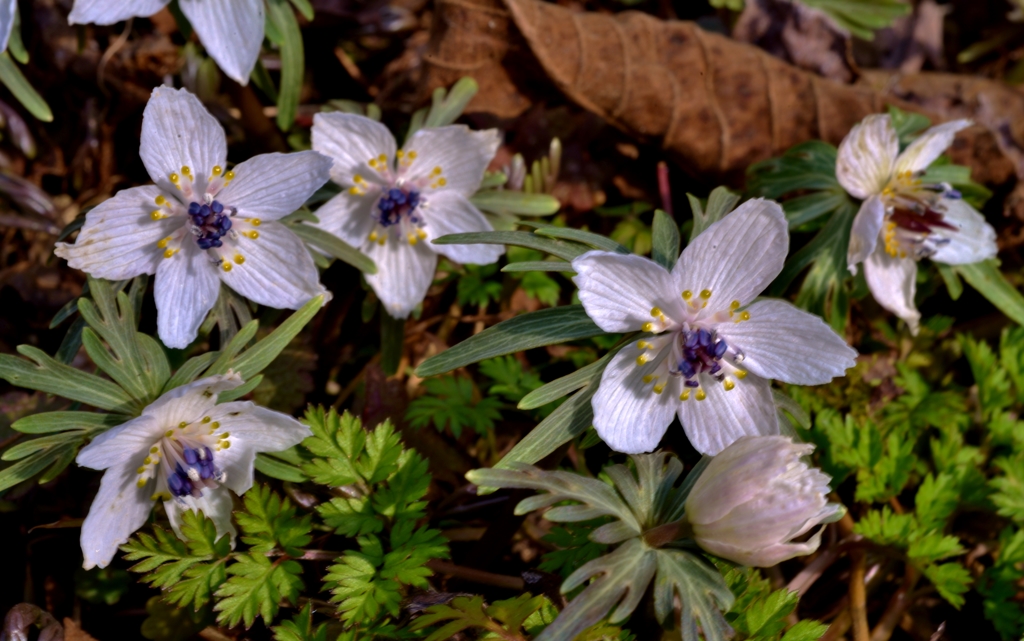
[850,546,870,641]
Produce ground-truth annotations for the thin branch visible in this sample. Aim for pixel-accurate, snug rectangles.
[850,547,870,641]
[427,560,525,590]
[869,565,920,641]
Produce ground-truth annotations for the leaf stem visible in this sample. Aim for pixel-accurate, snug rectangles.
[642,518,694,548]
[426,559,525,590]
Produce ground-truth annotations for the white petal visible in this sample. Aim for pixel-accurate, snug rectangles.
[310,192,377,247]
[695,533,824,568]
[930,198,998,265]
[364,236,438,319]
[69,0,168,25]
[835,114,898,199]
[423,190,504,265]
[76,415,162,470]
[219,221,328,309]
[864,246,920,334]
[571,251,686,334]
[894,120,972,176]
[402,126,500,197]
[217,152,332,221]
[208,401,311,495]
[714,300,856,385]
[676,373,779,455]
[140,87,226,190]
[591,336,679,454]
[80,460,153,569]
[142,372,244,427]
[155,241,221,349]
[54,185,180,280]
[0,0,17,52]
[672,198,788,312]
[847,196,885,274]
[180,0,263,85]
[311,112,397,187]
[165,484,237,543]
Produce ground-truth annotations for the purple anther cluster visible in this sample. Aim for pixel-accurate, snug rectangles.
[376,187,422,227]
[673,328,728,387]
[189,200,232,250]
[167,446,217,498]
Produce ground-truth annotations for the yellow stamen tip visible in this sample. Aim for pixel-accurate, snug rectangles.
[736,370,747,379]
[408,151,417,159]
[212,165,223,176]
[642,374,654,384]
[157,238,169,249]
[165,430,174,437]
[251,218,261,226]
[211,422,220,429]
[224,170,235,181]
[730,300,740,310]
[144,457,152,465]
[137,479,147,488]
[222,262,232,272]
[368,231,378,242]
[349,186,361,195]
[437,177,447,187]
[169,173,179,184]
[417,229,427,240]
[163,249,176,258]
[407,234,418,245]
[396,150,404,158]
[699,289,712,299]
[653,383,666,394]
[695,389,707,401]
[234,254,245,265]
[642,322,654,332]
[650,307,663,317]
[179,421,187,428]
[150,210,163,221]
[202,416,211,423]
[680,390,690,401]
[740,311,751,321]
[221,441,230,449]
[155,195,166,205]
[219,432,229,440]
[682,290,692,300]
[636,355,649,366]
[723,379,735,391]
[137,467,146,474]
[150,446,159,454]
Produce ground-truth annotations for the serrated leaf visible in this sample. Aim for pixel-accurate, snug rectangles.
[273,602,328,641]
[215,553,303,628]
[301,407,403,487]
[236,485,311,556]
[923,562,972,608]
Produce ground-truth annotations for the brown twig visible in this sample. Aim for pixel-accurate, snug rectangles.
[427,560,525,590]
[657,161,672,218]
[869,565,920,641]
[787,536,862,596]
[850,547,870,641]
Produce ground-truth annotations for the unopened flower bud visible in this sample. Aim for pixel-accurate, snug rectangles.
[685,435,842,567]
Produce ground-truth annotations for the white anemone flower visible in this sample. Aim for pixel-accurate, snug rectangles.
[55,87,331,349]
[837,114,998,334]
[685,435,842,567]
[76,371,311,569]
[310,113,504,318]
[0,0,16,53]
[572,199,857,455]
[68,0,263,85]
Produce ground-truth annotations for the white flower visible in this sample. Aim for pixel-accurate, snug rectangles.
[310,113,504,318]
[686,435,842,567]
[76,371,311,569]
[0,0,16,53]
[572,199,856,455]
[68,0,264,85]
[837,114,998,334]
[55,87,332,349]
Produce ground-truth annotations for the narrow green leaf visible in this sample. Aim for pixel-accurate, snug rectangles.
[533,227,629,254]
[519,349,616,410]
[955,260,1024,327]
[228,295,325,382]
[250,60,279,103]
[690,187,739,241]
[218,374,263,403]
[254,453,309,483]
[204,320,260,377]
[471,191,560,216]
[501,261,574,273]
[936,263,964,301]
[289,0,314,20]
[163,351,220,392]
[495,381,598,472]
[1,346,137,414]
[651,209,680,270]
[432,231,588,262]
[0,443,79,492]
[267,0,303,130]
[7,8,28,64]
[422,77,478,129]
[12,411,126,435]
[381,308,405,376]
[415,306,604,377]
[0,52,52,122]
[290,223,376,273]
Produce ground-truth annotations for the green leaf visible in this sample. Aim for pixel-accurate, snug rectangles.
[406,375,503,437]
[923,562,972,608]
[781,620,830,641]
[955,260,1024,327]
[301,407,403,487]
[471,190,561,216]
[215,553,303,628]
[533,226,630,254]
[289,223,376,273]
[288,0,314,20]
[163,352,221,393]
[800,0,911,41]
[266,0,304,130]
[651,209,680,270]
[653,549,733,641]
[907,532,965,564]
[689,186,740,241]
[380,308,404,376]
[502,260,575,273]
[415,305,604,377]
[273,603,327,641]
[0,51,52,121]
[432,230,588,262]
[421,77,478,130]
[0,436,82,491]
[539,520,611,578]
[519,351,614,410]
[915,472,960,530]
[236,485,312,557]
[325,535,403,623]
[12,411,125,435]
[0,345,138,413]
[122,511,231,611]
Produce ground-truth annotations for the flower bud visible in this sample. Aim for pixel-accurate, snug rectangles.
[685,435,842,567]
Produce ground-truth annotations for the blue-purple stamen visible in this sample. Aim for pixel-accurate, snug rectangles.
[671,328,729,382]
[167,446,218,498]
[189,200,232,250]
[376,187,422,227]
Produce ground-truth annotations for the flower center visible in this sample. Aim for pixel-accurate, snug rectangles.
[376,187,422,228]
[135,417,231,502]
[669,328,729,381]
[189,200,232,249]
[880,171,961,260]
